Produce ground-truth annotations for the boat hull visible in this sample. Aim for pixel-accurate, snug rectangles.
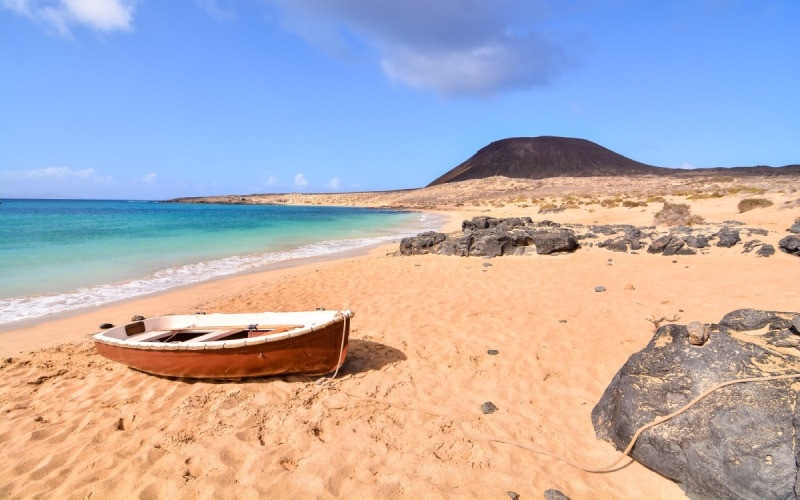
[94,316,350,379]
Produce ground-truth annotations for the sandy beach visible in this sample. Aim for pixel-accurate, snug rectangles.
[1,181,799,499]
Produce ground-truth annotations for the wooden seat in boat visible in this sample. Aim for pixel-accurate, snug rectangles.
[126,325,305,343]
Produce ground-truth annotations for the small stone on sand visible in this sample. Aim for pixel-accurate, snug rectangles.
[481,402,498,414]
[595,286,606,292]
[487,349,499,355]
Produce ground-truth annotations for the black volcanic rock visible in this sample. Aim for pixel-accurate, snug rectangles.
[779,235,800,256]
[592,310,800,499]
[428,136,669,186]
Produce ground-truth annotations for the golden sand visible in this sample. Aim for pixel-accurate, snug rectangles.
[1,179,798,498]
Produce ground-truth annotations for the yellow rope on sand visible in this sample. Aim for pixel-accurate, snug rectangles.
[324,372,800,473]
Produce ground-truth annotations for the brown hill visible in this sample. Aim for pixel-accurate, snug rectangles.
[428,136,669,186]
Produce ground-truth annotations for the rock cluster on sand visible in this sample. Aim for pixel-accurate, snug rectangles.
[592,308,800,499]
[399,217,782,258]
[399,217,578,257]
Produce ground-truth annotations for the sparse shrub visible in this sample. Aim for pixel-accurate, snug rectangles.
[539,203,566,214]
[654,202,705,226]
[600,198,620,208]
[623,200,647,208]
[687,191,724,201]
[647,196,667,203]
[737,198,774,213]
[727,186,766,195]
[564,201,579,209]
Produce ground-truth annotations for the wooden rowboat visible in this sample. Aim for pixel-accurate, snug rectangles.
[93,310,353,379]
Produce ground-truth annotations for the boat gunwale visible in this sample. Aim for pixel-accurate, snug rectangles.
[92,310,353,352]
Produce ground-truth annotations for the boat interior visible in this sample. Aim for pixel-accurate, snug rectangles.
[123,321,304,344]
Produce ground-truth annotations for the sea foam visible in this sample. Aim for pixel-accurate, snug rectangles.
[0,213,443,327]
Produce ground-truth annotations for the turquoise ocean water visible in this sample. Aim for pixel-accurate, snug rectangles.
[0,199,440,326]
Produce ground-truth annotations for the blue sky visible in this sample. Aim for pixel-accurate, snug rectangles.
[1,0,798,200]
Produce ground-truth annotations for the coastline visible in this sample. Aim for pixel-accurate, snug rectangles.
[1,193,798,498]
[0,205,449,332]
[0,242,392,355]
[0,210,461,355]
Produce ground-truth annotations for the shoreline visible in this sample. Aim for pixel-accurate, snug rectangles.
[0,207,453,335]
[0,241,396,357]
[0,210,462,356]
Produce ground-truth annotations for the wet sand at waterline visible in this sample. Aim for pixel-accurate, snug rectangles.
[1,188,798,498]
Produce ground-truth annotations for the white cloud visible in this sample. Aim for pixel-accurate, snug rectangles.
[323,176,341,190]
[676,163,697,170]
[263,0,571,96]
[263,174,281,187]
[142,172,156,183]
[294,172,308,187]
[0,0,137,36]
[2,166,111,181]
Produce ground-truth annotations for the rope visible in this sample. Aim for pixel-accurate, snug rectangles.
[315,311,349,386]
[321,372,800,473]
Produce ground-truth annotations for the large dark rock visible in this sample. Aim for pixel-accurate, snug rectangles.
[779,235,800,256]
[438,235,473,257]
[685,234,709,249]
[462,216,533,233]
[495,217,533,232]
[715,226,741,248]
[719,308,797,331]
[469,232,506,258]
[592,310,800,499]
[462,216,497,231]
[647,235,673,254]
[527,229,578,255]
[599,239,628,253]
[662,237,686,256]
[788,222,800,234]
[399,231,447,255]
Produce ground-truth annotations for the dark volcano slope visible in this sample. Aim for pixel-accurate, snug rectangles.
[428,136,671,186]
